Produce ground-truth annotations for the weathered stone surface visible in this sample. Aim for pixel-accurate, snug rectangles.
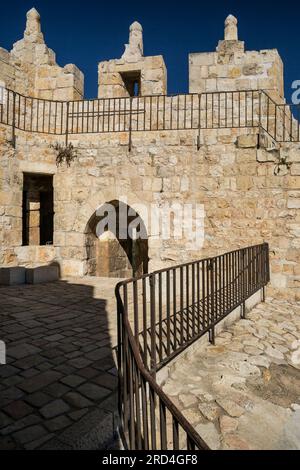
[45,415,72,432]
[198,402,220,421]
[179,393,198,408]
[40,399,70,419]
[19,371,63,393]
[216,398,245,418]
[219,415,238,434]
[223,433,250,450]
[195,423,221,450]
[77,383,110,402]
[3,400,33,420]
[163,300,300,450]
[237,135,257,148]
[13,425,47,445]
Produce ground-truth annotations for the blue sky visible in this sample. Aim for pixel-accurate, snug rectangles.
[1,0,299,100]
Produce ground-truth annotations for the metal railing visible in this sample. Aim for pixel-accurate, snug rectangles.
[0,87,299,143]
[259,91,300,142]
[115,243,270,450]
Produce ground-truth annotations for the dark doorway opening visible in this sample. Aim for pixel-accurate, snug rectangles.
[85,200,149,278]
[22,173,54,246]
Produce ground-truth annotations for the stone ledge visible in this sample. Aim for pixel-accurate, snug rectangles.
[0,267,26,285]
[26,265,60,284]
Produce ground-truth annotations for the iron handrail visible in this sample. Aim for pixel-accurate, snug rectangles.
[0,87,299,143]
[116,243,270,450]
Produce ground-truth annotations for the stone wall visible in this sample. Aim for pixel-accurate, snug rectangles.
[0,121,299,299]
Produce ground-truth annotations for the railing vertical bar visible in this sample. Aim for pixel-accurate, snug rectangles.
[186,265,190,340]
[150,274,157,377]
[159,399,167,449]
[202,260,206,329]
[134,367,142,449]
[173,269,177,351]
[133,280,139,341]
[158,272,163,362]
[149,387,157,450]
[172,418,179,450]
[197,262,200,333]
[141,377,149,450]
[142,277,148,366]
[166,270,171,357]
[192,263,195,336]
[180,266,184,344]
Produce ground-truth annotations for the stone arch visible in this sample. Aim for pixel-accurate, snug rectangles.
[82,194,149,278]
[74,189,145,235]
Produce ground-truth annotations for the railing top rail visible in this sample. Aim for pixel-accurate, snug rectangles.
[116,242,269,288]
[0,87,266,105]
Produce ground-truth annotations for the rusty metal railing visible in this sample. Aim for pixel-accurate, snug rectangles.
[1,87,299,143]
[115,243,270,450]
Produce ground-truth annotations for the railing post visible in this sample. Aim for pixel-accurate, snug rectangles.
[65,101,69,147]
[241,250,246,319]
[197,94,201,150]
[128,97,132,152]
[208,259,215,345]
[116,285,123,423]
[149,273,157,378]
[12,90,16,148]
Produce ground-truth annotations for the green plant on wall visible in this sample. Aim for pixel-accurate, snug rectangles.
[51,142,78,167]
[274,154,292,176]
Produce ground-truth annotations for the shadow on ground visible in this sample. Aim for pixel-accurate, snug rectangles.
[0,278,120,450]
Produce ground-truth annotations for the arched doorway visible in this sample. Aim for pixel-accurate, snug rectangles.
[85,200,149,278]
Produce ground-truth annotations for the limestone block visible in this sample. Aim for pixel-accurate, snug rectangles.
[242,64,264,76]
[291,164,300,176]
[237,134,257,148]
[236,176,253,191]
[53,87,73,101]
[271,272,287,289]
[61,260,84,277]
[56,74,74,88]
[0,267,26,285]
[189,52,216,67]
[26,265,59,284]
[287,199,300,209]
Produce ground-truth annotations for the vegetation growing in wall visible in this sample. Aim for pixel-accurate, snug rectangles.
[51,142,78,167]
[274,154,292,176]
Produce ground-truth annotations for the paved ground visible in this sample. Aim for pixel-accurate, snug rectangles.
[162,298,300,450]
[0,277,121,450]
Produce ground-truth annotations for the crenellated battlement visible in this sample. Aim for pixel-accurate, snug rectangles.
[0,9,286,103]
[0,8,84,100]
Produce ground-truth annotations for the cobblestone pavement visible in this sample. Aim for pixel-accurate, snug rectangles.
[0,277,121,450]
[162,298,300,450]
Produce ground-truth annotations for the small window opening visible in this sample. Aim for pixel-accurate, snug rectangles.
[22,173,54,246]
[120,71,141,97]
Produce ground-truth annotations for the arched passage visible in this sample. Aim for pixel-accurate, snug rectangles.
[85,200,149,278]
